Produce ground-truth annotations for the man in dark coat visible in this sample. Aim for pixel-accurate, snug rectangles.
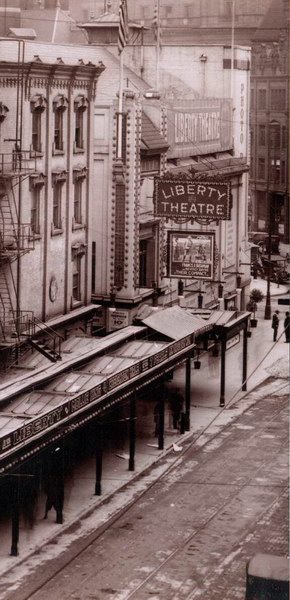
[271,310,280,342]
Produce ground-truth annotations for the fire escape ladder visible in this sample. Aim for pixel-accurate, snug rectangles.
[0,178,18,253]
[0,266,17,340]
[29,318,63,363]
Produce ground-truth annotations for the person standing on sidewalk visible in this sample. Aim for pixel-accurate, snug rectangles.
[284,311,290,342]
[271,310,280,341]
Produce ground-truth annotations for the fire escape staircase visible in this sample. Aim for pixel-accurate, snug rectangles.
[28,317,63,363]
[0,153,36,343]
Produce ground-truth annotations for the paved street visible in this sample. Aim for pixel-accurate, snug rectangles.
[2,374,288,600]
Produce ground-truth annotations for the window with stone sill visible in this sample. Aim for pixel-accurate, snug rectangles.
[73,169,86,227]
[30,94,46,156]
[270,88,286,111]
[72,255,82,303]
[270,159,280,184]
[31,186,41,235]
[269,123,281,149]
[29,174,45,238]
[74,96,88,153]
[258,89,267,110]
[257,157,265,180]
[53,95,68,155]
[31,108,43,154]
[258,125,266,147]
[52,180,64,231]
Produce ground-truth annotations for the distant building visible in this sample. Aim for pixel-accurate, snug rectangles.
[249,0,289,246]
[66,0,273,44]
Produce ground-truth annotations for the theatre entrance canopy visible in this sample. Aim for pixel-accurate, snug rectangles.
[0,308,211,475]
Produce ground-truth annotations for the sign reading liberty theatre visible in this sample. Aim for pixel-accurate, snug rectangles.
[154,179,231,221]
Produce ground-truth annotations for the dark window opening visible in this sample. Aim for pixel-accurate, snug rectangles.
[52,182,63,229]
[31,187,40,234]
[72,256,81,302]
[32,109,42,153]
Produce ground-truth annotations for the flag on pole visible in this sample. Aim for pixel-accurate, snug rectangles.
[118,0,128,55]
[152,0,162,46]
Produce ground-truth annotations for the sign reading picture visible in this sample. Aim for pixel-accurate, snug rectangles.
[154,179,231,223]
[167,231,215,280]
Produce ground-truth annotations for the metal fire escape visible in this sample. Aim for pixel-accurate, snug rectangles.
[0,152,63,365]
[0,151,36,342]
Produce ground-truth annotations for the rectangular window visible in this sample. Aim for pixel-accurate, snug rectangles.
[270,159,280,183]
[270,88,286,111]
[72,256,81,302]
[91,241,96,293]
[258,125,266,146]
[258,157,265,180]
[258,89,267,110]
[74,179,83,224]
[52,182,63,229]
[281,160,286,184]
[75,109,84,150]
[31,187,40,234]
[32,109,42,153]
[54,109,63,151]
[282,126,287,148]
[269,124,280,149]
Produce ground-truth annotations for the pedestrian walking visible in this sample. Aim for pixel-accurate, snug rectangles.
[284,311,290,343]
[271,310,280,342]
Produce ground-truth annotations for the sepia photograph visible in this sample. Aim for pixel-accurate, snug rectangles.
[0,0,288,599]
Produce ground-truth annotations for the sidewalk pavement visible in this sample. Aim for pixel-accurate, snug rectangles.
[0,281,288,586]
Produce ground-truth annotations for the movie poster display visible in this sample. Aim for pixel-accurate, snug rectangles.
[168,231,215,280]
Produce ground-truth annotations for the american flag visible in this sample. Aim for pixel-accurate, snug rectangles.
[118,0,128,55]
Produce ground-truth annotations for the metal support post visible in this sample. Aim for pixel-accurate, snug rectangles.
[220,339,227,407]
[158,395,165,451]
[10,476,19,556]
[129,396,136,471]
[242,324,248,391]
[95,421,103,496]
[185,357,191,431]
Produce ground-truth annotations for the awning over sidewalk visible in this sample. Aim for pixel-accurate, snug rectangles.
[0,322,196,473]
[141,305,212,340]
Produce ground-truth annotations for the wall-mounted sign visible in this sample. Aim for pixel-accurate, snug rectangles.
[167,231,215,280]
[166,98,232,158]
[154,178,231,222]
[108,309,129,332]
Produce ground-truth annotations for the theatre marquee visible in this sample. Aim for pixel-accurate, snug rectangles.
[154,179,231,223]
